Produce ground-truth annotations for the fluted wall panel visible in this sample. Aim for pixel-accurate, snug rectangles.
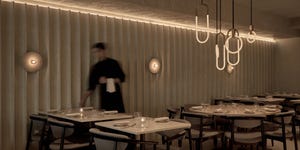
[0,1,276,149]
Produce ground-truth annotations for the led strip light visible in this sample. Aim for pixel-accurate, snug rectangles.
[1,0,275,42]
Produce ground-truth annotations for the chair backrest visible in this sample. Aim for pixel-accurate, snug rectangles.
[27,114,48,150]
[228,115,266,145]
[181,105,213,130]
[232,116,265,129]
[167,107,180,119]
[272,110,295,125]
[89,128,129,150]
[181,111,213,138]
[29,114,48,135]
[47,118,74,138]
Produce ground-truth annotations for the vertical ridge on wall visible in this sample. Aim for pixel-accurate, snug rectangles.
[49,8,61,110]
[79,13,91,107]
[1,2,15,149]
[14,3,27,149]
[0,0,2,148]
[38,6,50,111]
[0,2,276,149]
[70,12,81,108]
[26,4,40,114]
[60,10,71,109]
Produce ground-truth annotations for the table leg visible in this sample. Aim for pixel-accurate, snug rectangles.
[140,134,145,150]
[187,129,192,150]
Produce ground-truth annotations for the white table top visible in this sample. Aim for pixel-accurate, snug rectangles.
[40,108,133,123]
[95,118,191,135]
[216,97,285,103]
[189,104,281,117]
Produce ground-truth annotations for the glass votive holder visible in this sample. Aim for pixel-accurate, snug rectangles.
[79,108,84,118]
[136,117,150,128]
[133,112,142,118]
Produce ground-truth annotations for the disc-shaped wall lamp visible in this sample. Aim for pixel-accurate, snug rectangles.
[149,58,161,74]
[23,51,43,72]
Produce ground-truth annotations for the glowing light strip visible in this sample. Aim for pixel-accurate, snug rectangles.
[2,0,275,42]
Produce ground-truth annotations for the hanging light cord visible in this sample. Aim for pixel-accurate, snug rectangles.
[247,0,256,43]
[250,0,253,29]
[215,0,218,40]
[232,0,235,30]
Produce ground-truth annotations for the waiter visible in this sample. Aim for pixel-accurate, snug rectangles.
[80,42,125,112]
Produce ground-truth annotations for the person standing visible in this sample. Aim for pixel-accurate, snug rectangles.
[80,42,125,112]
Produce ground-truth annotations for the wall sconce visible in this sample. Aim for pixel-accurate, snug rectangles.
[148,58,161,74]
[23,51,43,72]
[227,64,234,74]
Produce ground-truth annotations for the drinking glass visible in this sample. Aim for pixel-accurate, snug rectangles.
[133,112,142,118]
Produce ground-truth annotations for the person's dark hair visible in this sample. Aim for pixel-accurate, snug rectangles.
[91,42,106,50]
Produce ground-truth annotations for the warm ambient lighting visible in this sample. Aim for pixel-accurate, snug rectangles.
[225,0,243,68]
[149,58,161,74]
[2,0,275,43]
[195,0,210,44]
[246,0,256,43]
[23,51,43,72]
[227,64,234,74]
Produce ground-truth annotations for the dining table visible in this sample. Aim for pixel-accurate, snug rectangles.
[257,93,300,100]
[188,104,282,117]
[39,108,133,124]
[213,96,285,105]
[95,117,191,150]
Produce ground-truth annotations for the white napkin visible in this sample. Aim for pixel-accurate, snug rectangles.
[154,117,169,122]
[106,78,116,93]
[65,113,81,117]
[104,110,118,114]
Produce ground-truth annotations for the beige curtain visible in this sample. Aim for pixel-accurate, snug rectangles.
[0,1,276,149]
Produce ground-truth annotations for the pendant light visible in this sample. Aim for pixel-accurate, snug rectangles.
[195,0,210,44]
[215,0,226,70]
[225,0,243,66]
[247,0,256,43]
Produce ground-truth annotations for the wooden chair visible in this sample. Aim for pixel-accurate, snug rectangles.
[26,114,48,150]
[47,118,90,150]
[224,115,266,150]
[264,110,298,150]
[290,100,300,134]
[89,128,158,150]
[181,110,223,150]
[156,107,189,149]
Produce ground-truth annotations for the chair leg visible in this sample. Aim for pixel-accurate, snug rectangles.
[178,139,182,147]
[195,140,200,150]
[161,136,166,144]
[153,144,157,150]
[26,120,33,150]
[283,139,287,150]
[213,137,218,148]
[166,141,171,150]
[271,139,274,146]
[222,137,227,150]
[293,124,298,150]
[262,137,266,150]
[229,139,233,150]
[199,139,203,150]
[60,128,66,150]
[187,129,192,150]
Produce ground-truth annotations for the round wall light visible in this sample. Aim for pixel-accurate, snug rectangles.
[149,58,161,74]
[23,51,43,72]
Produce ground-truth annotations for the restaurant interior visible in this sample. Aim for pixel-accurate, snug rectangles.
[1,0,300,149]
